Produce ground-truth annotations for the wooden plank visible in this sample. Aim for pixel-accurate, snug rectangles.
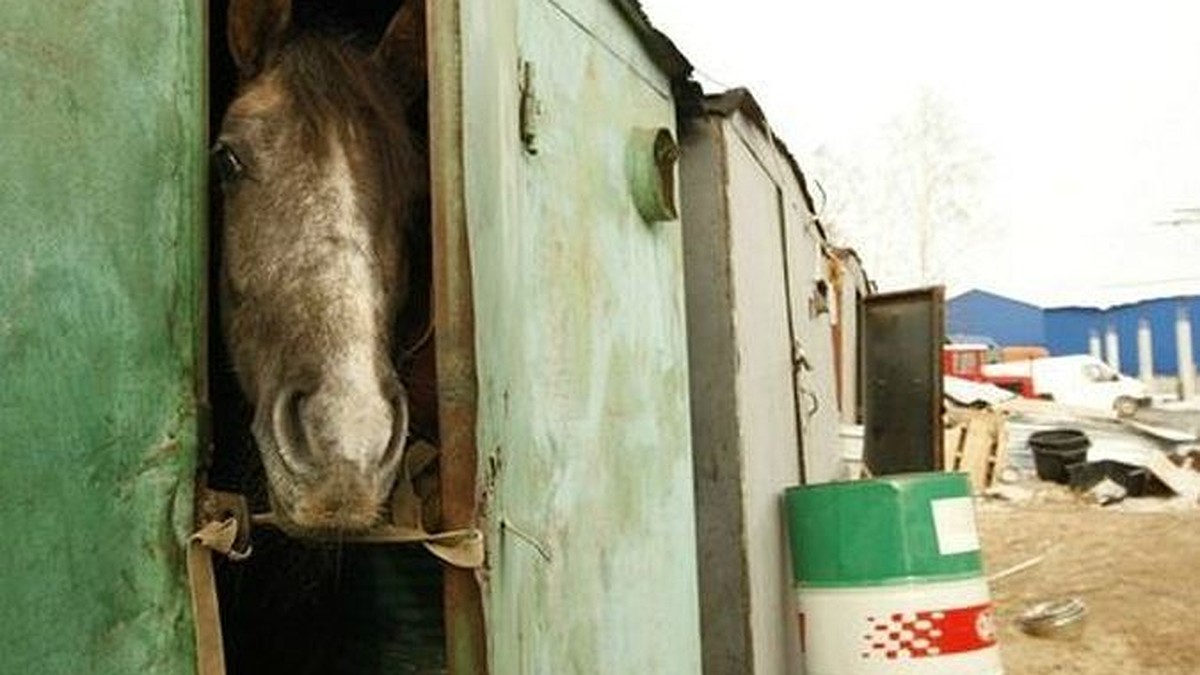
[960,416,997,493]
[944,423,967,472]
[992,419,1010,486]
[430,1,489,673]
[1145,452,1200,501]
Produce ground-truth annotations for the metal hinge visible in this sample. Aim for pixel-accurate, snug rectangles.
[793,340,812,373]
[519,60,541,154]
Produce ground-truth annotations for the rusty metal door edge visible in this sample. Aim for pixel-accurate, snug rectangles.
[428,1,489,673]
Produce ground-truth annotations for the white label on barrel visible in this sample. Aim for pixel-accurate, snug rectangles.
[930,497,980,555]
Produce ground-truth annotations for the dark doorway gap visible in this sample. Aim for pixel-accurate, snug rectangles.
[205,2,444,673]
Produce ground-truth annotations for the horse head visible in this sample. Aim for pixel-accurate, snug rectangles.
[215,0,427,534]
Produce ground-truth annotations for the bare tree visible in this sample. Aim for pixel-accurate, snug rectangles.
[809,87,991,290]
[808,143,868,247]
[886,87,990,285]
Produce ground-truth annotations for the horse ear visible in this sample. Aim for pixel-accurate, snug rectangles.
[227,0,293,80]
[373,0,427,100]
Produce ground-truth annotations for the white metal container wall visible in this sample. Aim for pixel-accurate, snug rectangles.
[682,109,803,675]
[681,92,847,675]
[711,101,843,483]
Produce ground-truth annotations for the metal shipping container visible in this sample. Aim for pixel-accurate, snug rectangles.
[3,1,706,673]
[0,2,206,672]
[679,89,852,675]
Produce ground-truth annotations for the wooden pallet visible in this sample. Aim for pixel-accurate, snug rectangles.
[944,408,1008,492]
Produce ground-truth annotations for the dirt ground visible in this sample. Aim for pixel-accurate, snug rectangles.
[978,486,1200,674]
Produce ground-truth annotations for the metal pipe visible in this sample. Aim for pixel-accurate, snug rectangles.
[1178,308,1196,400]
[1137,319,1154,384]
[1105,325,1121,373]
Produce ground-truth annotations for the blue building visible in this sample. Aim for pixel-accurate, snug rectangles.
[947,289,1045,346]
[1046,297,1200,375]
[1042,306,1100,355]
[948,288,1200,377]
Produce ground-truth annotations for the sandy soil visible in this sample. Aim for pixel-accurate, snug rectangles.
[978,486,1200,674]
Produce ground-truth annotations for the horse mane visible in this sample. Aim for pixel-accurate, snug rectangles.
[272,32,426,230]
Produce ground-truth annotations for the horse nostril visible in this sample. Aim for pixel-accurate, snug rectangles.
[272,388,315,475]
[379,384,410,471]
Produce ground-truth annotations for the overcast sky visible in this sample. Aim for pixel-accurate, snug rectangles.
[641,0,1200,306]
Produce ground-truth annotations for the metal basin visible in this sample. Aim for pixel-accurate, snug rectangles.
[1018,597,1088,639]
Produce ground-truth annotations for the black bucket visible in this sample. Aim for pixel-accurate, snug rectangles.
[1029,429,1090,484]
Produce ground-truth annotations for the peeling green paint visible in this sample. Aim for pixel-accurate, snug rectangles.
[462,0,702,671]
[0,2,204,673]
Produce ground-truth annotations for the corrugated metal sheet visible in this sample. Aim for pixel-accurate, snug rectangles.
[0,1,204,672]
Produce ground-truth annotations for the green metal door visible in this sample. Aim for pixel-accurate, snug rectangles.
[457,0,702,671]
[0,2,205,673]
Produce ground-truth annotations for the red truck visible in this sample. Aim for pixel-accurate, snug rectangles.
[942,343,1036,398]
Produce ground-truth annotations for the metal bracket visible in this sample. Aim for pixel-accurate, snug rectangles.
[195,487,253,559]
[793,341,812,373]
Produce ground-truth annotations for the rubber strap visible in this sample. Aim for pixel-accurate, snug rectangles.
[187,518,246,675]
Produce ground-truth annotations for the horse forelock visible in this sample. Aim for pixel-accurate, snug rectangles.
[224,30,425,333]
[268,33,424,229]
[222,30,426,406]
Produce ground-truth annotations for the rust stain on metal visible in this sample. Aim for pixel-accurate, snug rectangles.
[429,0,488,672]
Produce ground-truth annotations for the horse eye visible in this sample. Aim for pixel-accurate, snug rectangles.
[211,141,246,184]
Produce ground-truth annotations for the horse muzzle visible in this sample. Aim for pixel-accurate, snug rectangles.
[253,379,409,534]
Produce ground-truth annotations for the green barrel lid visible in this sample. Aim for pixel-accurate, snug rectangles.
[784,473,983,588]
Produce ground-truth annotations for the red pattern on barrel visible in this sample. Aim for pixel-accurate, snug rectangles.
[860,604,996,660]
